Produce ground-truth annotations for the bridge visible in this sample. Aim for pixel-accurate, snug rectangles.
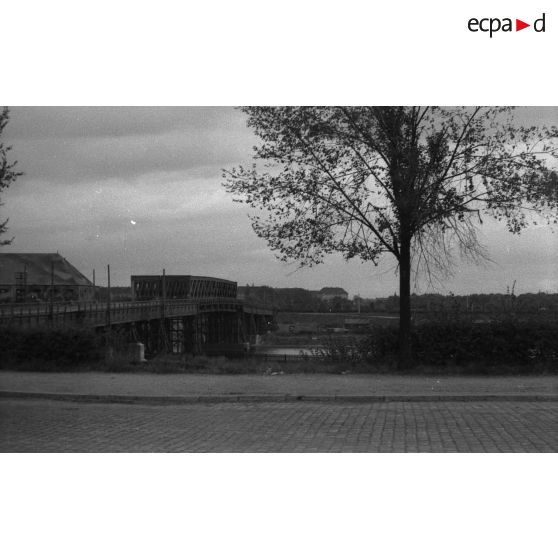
[0,297,274,356]
[0,261,274,357]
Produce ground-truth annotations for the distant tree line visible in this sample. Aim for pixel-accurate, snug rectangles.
[408,292,558,315]
[92,283,558,315]
[239,285,558,314]
[239,285,353,313]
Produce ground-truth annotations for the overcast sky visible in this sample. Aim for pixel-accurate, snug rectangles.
[1,106,557,297]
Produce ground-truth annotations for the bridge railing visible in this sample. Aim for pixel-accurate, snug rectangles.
[0,297,273,328]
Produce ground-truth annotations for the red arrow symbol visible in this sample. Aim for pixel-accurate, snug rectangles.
[516,19,530,31]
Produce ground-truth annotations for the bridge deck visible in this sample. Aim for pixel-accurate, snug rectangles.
[0,298,272,328]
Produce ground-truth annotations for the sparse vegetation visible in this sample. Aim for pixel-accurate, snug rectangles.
[0,107,23,246]
[1,319,556,375]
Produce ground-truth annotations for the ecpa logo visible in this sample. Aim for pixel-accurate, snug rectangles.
[468,13,546,37]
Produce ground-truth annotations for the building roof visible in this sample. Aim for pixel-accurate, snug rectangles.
[0,253,93,287]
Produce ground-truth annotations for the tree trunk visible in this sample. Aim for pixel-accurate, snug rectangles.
[398,233,412,369]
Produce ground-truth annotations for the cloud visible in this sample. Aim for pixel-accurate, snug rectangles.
[6,173,242,241]
[2,107,557,295]
[6,106,247,139]
[5,107,254,184]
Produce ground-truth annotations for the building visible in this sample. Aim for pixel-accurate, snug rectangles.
[0,253,95,303]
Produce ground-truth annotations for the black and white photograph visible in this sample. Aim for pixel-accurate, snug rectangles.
[1,106,556,453]
[1,3,557,558]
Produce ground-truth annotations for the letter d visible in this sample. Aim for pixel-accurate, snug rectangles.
[534,13,545,32]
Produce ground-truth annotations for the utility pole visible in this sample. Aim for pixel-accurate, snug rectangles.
[161,268,166,320]
[106,264,111,328]
[161,268,169,352]
[105,264,113,362]
[49,259,54,323]
[23,264,28,301]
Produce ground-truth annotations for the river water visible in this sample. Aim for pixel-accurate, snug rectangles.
[254,346,319,356]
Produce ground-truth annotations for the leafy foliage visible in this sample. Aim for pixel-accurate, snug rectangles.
[0,326,103,368]
[360,322,558,366]
[225,107,557,270]
[224,107,558,367]
[0,107,22,245]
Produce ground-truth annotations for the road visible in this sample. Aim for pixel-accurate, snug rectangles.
[1,399,556,452]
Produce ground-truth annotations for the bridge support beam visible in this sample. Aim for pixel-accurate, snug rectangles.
[90,309,274,358]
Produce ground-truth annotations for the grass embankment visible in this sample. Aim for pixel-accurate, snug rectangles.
[3,350,555,377]
[129,354,556,376]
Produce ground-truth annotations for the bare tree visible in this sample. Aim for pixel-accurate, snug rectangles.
[0,108,22,245]
[224,107,558,368]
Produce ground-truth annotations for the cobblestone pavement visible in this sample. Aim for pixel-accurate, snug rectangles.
[1,399,556,452]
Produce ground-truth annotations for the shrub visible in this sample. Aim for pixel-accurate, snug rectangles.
[359,321,558,366]
[0,326,104,369]
[311,335,363,363]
